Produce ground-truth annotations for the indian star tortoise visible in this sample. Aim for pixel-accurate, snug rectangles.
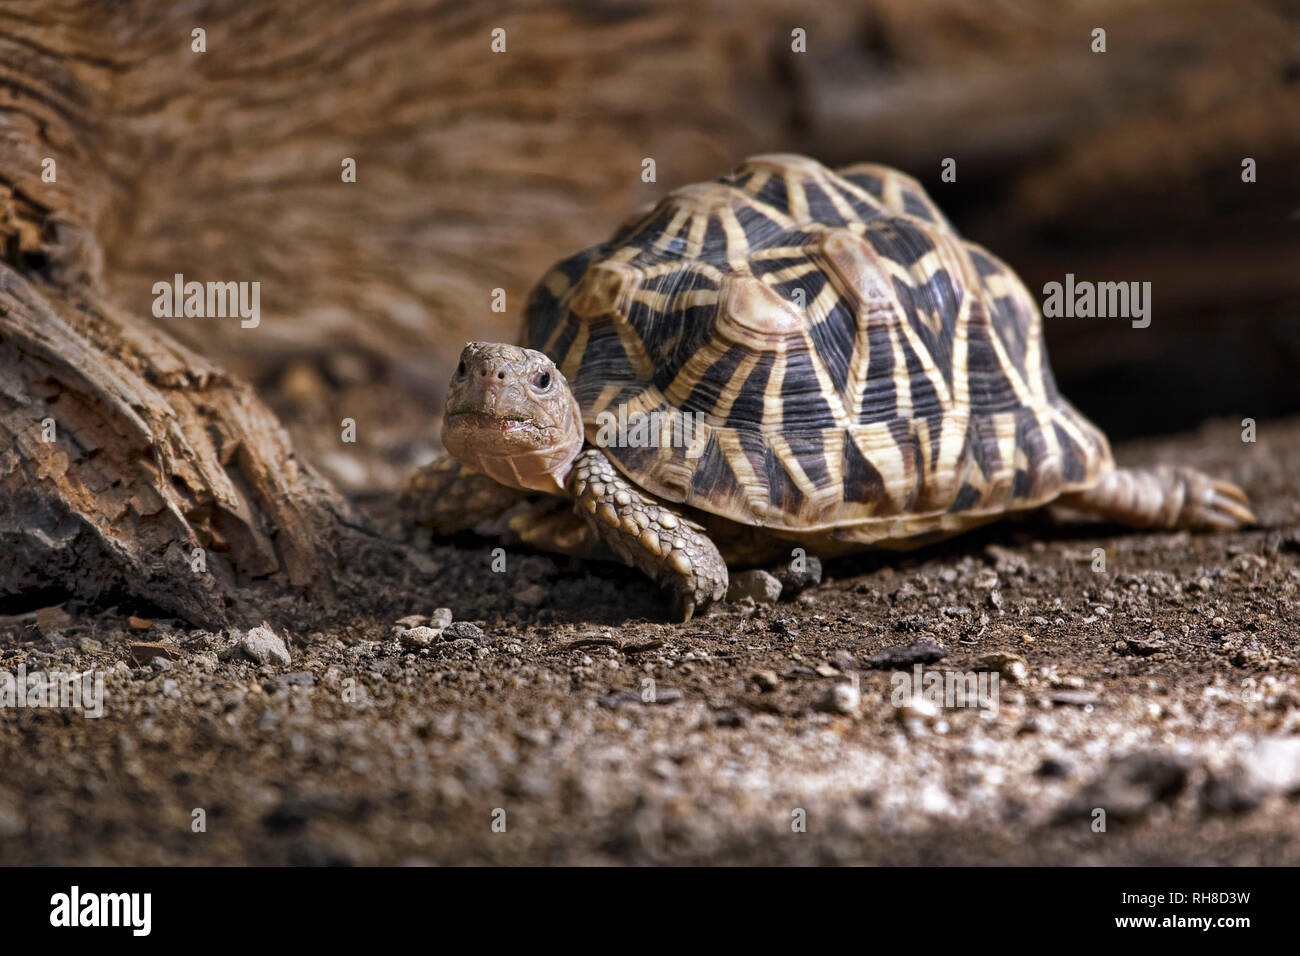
[405,154,1254,621]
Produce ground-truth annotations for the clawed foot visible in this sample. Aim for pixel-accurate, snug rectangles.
[664,547,729,622]
[1062,465,1256,532]
[1180,472,1256,530]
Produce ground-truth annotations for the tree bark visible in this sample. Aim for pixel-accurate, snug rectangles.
[0,259,354,627]
[0,1,378,625]
[0,81,354,625]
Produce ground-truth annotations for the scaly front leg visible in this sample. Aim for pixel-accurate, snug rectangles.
[567,448,728,621]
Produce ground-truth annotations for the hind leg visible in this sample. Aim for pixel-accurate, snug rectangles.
[402,456,531,534]
[1060,466,1254,531]
[402,456,600,557]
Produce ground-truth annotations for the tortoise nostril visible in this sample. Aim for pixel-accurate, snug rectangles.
[496,371,506,380]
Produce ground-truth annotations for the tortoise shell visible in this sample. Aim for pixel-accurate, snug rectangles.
[522,154,1112,542]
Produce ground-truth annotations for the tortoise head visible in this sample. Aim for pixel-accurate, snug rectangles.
[441,342,584,495]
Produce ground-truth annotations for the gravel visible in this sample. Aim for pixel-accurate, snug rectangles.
[0,416,1296,864]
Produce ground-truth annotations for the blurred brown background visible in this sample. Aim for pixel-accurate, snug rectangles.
[8,0,1298,497]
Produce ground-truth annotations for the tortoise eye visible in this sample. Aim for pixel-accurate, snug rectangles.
[456,360,466,377]
[532,371,552,391]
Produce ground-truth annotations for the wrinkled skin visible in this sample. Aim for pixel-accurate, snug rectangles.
[441,343,585,496]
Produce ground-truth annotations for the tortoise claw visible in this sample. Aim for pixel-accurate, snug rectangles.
[1199,479,1257,529]
[667,573,727,622]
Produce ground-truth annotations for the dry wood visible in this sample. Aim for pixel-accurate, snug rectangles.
[0,261,353,626]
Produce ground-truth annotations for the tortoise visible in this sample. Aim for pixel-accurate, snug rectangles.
[408,154,1254,620]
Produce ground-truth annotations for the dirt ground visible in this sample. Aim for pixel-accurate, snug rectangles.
[1,415,1297,865]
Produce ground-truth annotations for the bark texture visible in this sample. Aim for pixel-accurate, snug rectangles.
[0,262,352,626]
[0,4,357,625]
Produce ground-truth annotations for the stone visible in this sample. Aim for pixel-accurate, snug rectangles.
[1045,689,1100,708]
[775,556,823,597]
[815,682,860,715]
[895,696,940,724]
[129,642,176,664]
[238,625,292,667]
[442,621,486,643]
[974,652,1029,683]
[1115,633,1168,656]
[36,606,73,633]
[727,569,782,605]
[399,626,442,649]
[864,638,948,669]
[1035,756,1073,778]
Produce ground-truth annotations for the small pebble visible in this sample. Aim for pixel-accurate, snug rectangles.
[815,682,861,716]
[442,621,487,643]
[400,626,442,649]
[895,696,940,724]
[129,642,176,664]
[238,626,292,667]
[1035,756,1073,778]
[974,652,1028,683]
[1115,633,1167,657]
[865,638,947,669]
[727,570,783,605]
[775,557,823,598]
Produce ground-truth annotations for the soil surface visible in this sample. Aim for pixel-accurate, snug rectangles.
[2,416,1298,865]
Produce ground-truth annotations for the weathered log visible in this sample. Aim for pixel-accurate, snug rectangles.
[0,1,375,624]
[0,260,354,626]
